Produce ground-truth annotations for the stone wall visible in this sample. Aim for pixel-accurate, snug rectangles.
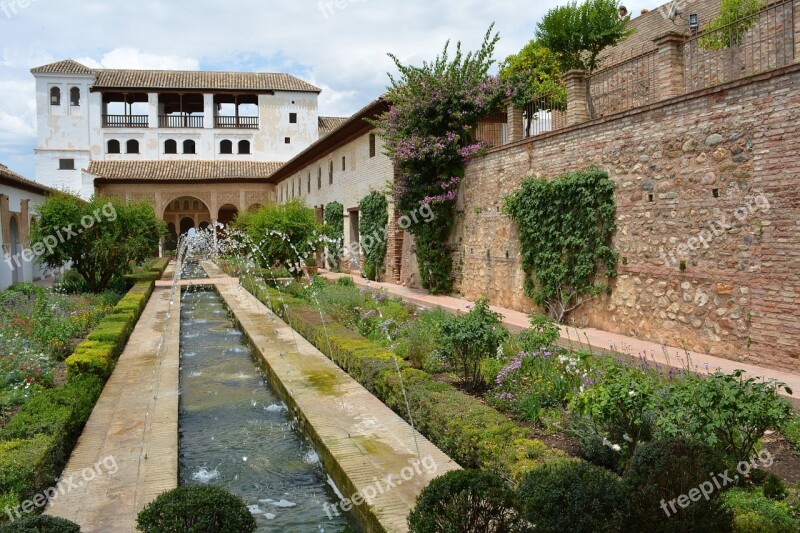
[452,64,800,371]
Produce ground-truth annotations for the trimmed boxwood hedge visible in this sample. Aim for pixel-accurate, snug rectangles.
[242,276,562,480]
[0,514,81,532]
[137,485,256,533]
[0,280,156,524]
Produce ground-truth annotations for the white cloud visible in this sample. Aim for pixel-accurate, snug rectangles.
[75,48,200,71]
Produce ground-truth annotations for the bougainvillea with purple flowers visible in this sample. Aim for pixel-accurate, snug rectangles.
[371,25,508,294]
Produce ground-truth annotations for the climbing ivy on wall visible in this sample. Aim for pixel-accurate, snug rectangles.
[358,191,389,281]
[502,168,618,323]
[371,26,507,294]
[324,201,344,269]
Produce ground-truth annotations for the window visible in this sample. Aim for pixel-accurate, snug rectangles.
[317,167,322,190]
[369,133,376,158]
[50,87,61,106]
[183,140,196,154]
[126,140,139,154]
[70,87,80,106]
[107,140,120,154]
[58,159,75,170]
[342,156,346,171]
[238,140,250,154]
[298,176,302,197]
[164,139,177,154]
[289,113,297,124]
[329,161,333,185]
[220,140,233,154]
[307,172,311,194]
[285,137,291,144]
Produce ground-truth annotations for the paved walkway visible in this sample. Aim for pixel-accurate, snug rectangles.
[207,264,460,532]
[321,272,800,407]
[46,280,181,531]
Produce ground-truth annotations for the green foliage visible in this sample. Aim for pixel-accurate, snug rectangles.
[658,370,794,463]
[30,194,165,293]
[625,436,733,531]
[0,514,81,532]
[783,416,800,455]
[0,436,53,507]
[503,168,617,322]
[500,39,567,110]
[763,473,788,501]
[136,485,257,533]
[700,0,764,51]
[536,0,635,73]
[407,470,522,533]
[395,308,448,370]
[440,297,507,390]
[571,359,659,467]
[518,314,560,352]
[518,458,629,532]
[721,488,800,532]
[324,201,345,269]
[358,191,389,281]
[372,26,507,294]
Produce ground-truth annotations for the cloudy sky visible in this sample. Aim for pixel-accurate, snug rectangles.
[0,0,657,179]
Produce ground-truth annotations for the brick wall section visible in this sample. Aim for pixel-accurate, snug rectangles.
[452,64,800,371]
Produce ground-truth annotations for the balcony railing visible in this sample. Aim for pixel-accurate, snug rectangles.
[103,114,149,128]
[215,116,259,129]
[159,115,204,128]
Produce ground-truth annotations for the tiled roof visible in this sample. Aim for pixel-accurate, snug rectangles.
[31,60,320,93]
[30,59,95,75]
[318,116,350,137]
[0,164,56,195]
[87,160,283,182]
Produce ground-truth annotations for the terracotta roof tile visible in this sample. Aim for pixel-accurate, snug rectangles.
[93,69,320,93]
[87,160,283,182]
[30,59,95,75]
[318,116,350,137]
[0,164,56,195]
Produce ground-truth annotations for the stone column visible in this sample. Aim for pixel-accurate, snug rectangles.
[0,195,10,255]
[203,94,214,129]
[19,200,29,243]
[506,100,524,143]
[563,70,589,126]
[147,93,159,129]
[653,31,686,101]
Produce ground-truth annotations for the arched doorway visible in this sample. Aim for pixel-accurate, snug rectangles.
[163,196,212,243]
[217,204,239,226]
[9,216,21,285]
[180,217,195,235]
[165,222,178,251]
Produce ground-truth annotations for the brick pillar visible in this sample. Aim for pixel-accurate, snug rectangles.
[563,70,589,126]
[653,31,686,101]
[795,0,800,65]
[506,100,524,142]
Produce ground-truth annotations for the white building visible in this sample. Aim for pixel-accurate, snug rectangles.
[31,59,328,200]
[0,164,61,290]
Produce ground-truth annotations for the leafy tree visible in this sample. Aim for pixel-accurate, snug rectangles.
[372,26,507,294]
[700,0,764,50]
[30,193,165,293]
[358,191,389,281]
[500,40,566,108]
[233,200,322,278]
[536,0,634,74]
[502,168,617,323]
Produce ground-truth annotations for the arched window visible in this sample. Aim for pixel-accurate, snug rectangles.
[238,140,251,155]
[183,140,196,154]
[50,87,61,106]
[164,139,177,154]
[107,140,120,154]
[70,87,81,106]
[126,140,140,154]
[220,140,233,154]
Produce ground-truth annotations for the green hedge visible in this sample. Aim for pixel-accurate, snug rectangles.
[66,281,154,380]
[242,276,562,481]
[0,280,156,523]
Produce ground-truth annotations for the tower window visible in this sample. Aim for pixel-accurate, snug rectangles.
[183,140,196,154]
[238,140,251,154]
[107,140,121,154]
[289,113,297,124]
[59,159,75,170]
[220,140,233,154]
[126,140,140,154]
[50,87,61,106]
[69,87,81,106]
[164,139,177,154]
[285,137,291,144]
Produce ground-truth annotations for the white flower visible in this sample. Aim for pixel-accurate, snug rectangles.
[628,390,636,397]
[611,444,622,452]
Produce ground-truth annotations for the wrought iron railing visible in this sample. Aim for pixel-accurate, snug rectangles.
[103,114,148,128]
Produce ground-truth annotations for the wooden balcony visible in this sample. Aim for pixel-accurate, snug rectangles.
[214,116,259,129]
[103,114,149,128]
[159,115,204,128]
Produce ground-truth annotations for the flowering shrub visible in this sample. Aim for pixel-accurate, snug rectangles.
[372,26,508,294]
